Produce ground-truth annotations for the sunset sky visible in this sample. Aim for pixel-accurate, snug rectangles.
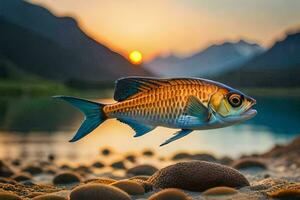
[30,0,300,60]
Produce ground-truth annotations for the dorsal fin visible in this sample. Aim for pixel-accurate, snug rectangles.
[114,77,166,101]
[114,77,204,101]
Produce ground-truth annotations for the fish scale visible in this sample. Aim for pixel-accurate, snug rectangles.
[104,82,218,126]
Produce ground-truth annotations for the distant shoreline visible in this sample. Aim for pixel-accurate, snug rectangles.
[1,79,300,98]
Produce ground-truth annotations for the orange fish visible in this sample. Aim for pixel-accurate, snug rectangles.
[54,77,257,146]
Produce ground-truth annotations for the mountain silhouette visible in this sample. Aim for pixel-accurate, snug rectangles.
[146,40,264,77]
[216,30,300,87]
[0,0,149,81]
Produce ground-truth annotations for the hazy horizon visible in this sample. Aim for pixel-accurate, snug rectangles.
[29,0,300,60]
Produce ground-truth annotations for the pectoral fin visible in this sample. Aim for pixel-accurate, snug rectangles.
[186,96,209,121]
[117,118,155,137]
[160,129,193,146]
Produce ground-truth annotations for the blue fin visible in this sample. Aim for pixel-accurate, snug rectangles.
[185,96,209,121]
[117,118,155,137]
[160,129,193,146]
[53,96,107,142]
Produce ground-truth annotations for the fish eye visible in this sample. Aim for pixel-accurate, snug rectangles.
[228,93,243,107]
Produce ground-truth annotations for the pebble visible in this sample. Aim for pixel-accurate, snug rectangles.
[126,164,158,176]
[266,182,300,198]
[11,173,32,182]
[48,154,56,162]
[129,178,153,193]
[0,191,22,200]
[44,166,57,175]
[53,172,82,185]
[91,161,105,168]
[219,156,233,165]
[142,150,154,157]
[202,186,238,196]
[101,148,112,156]
[171,152,191,160]
[0,160,14,177]
[69,184,132,200]
[110,160,126,169]
[110,180,145,195]
[59,164,72,170]
[231,158,267,170]
[251,178,288,191]
[85,177,116,185]
[0,178,17,184]
[22,165,43,175]
[148,188,190,200]
[125,155,136,163]
[11,159,21,166]
[190,153,217,162]
[32,194,67,200]
[75,165,92,173]
[148,161,249,192]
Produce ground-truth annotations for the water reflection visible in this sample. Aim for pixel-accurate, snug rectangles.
[0,94,299,159]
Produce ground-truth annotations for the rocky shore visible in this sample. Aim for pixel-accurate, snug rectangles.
[0,136,300,200]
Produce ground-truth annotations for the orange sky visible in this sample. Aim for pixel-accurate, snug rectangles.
[30,0,300,60]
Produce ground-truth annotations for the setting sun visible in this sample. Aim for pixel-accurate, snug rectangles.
[129,50,143,65]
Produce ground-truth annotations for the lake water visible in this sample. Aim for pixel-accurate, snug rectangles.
[0,93,300,162]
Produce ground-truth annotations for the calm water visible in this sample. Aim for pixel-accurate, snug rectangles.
[0,93,300,162]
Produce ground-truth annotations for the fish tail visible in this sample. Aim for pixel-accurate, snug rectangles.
[53,96,107,142]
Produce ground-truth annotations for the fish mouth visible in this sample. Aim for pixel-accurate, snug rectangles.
[241,108,257,119]
[242,97,257,118]
[240,98,257,120]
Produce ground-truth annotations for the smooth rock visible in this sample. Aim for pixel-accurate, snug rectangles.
[22,165,43,175]
[219,156,233,165]
[231,158,267,170]
[11,159,21,166]
[48,154,56,162]
[85,178,116,185]
[148,188,189,200]
[91,161,105,168]
[110,161,126,169]
[202,186,238,195]
[171,153,191,160]
[75,165,92,174]
[129,178,153,193]
[125,155,136,163]
[266,182,300,198]
[11,173,32,182]
[142,150,154,157]
[148,161,249,192]
[190,153,217,162]
[69,184,132,200]
[127,164,158,176]
[101,148,111,156]
[110,180,145,195]
[32,194,67,200]
[0,192,22,200]
[53,172,81,185]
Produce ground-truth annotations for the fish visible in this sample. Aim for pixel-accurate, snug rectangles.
[54,77,257,146]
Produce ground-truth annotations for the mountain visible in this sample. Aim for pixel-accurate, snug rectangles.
[216,30,300,87]
[0,0,149,81]
[146,40,264,77]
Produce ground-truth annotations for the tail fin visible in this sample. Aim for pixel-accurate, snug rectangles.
[53,96,107,142]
